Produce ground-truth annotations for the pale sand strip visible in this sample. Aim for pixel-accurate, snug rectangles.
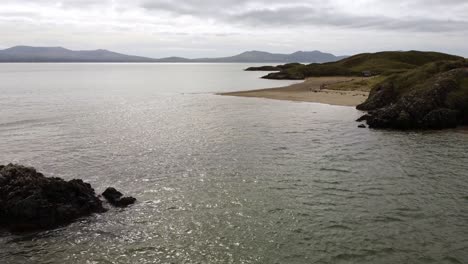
[220,77,370,107]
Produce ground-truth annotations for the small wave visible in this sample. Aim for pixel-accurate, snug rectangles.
[0,118,50,127]
[326,224,352,230]
[319,167,352,173]
[269,186,297,191]
[444,256,463,264]
[373,215,404,223]
[313,179,341,185]
[332,252,368,261]
[322,187,352,193]
[267,208,284,213]
[0,117,61,131]
[273,147,288,151]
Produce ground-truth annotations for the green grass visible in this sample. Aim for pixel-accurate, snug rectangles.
[378,60,467,95]
[327,76,387,92]
[266,51,464,79]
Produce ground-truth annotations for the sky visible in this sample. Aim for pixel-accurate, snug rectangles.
[1,0,468,58]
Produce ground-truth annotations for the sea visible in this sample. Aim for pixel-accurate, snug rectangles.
[1,63,467,264]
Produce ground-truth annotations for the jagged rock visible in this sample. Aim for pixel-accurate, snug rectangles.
[358,124,366,128]
[357,83,397,111]
[357,65,468,130]
[0,164,105,232]
[421,108,459,129]
[102,187,136,207]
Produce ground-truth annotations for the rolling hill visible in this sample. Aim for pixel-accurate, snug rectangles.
[0,46,346,63]
[262,51,464,79]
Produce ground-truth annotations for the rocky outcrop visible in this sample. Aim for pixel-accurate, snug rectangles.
[245,65,280,71]
[357,65,468,130]
[245,63,303,72]
[0,164,105,232]
[0,164,136,232]
[102,187,136,207]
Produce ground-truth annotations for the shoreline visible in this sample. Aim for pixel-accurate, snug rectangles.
[220,77,370,107]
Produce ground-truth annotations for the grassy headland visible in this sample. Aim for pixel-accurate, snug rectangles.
[232,51,468,129]
[261,51,463,80]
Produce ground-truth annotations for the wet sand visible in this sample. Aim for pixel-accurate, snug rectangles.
[221,77,370,106]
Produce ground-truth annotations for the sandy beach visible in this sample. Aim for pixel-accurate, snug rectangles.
[221,77,370,106]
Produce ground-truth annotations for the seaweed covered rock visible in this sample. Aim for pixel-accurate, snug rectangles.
[357,61,468,130]
[0,164,106,232]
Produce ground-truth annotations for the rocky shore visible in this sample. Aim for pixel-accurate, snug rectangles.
[0,164,136,232]
[357,61,468,129]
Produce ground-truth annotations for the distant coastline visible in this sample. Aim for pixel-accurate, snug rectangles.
[0,46,346,63]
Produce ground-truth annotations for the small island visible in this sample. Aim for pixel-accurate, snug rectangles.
[223,51,468,130]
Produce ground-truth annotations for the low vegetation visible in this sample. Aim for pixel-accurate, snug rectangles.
[326,76,387,92]
[262,51,463,80]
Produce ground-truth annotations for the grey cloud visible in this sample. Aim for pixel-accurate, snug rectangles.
[141,1,468,33]
[231,7,468,32]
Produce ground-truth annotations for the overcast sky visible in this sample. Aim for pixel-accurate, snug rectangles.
[1,0,467,58]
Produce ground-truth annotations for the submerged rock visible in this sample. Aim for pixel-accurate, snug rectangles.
[0,164,105,232]
[102,187,136,207]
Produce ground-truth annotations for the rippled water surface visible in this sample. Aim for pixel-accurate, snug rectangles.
[1,63,468,264]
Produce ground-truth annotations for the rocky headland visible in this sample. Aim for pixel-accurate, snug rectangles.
[357,61,468,129]
[237,51,468,130]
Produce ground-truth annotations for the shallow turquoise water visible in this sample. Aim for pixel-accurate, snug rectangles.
[1,63,468,264]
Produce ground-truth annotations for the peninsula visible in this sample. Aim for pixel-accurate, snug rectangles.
[223,51,468,130]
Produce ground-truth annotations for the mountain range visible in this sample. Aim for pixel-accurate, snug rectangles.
[0,46,347,63]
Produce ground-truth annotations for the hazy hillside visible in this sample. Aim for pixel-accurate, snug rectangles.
[0,46,155,62]
[190,50,346,63]
[0,46,346,63]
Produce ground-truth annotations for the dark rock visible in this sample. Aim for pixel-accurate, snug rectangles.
[356,115,370,122]
[245,66,280,71]
[356,83,397,111]
[262,71,305,80]
[246,63,303,72]
[356,67,468,130]
[102,187,123,201]
[0,164,105,232]
[358,124,366,128]
[102,187,136,207]
[421,108,459,129]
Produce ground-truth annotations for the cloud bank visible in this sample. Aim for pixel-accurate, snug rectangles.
[0,0,467,57]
